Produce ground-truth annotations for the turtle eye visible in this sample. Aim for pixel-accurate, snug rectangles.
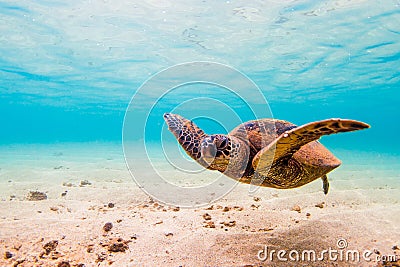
[218,137,228,149]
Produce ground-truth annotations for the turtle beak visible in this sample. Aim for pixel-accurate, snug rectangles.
[201,143,217,164]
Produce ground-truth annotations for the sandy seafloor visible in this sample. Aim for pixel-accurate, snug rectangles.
[0,142,399,267]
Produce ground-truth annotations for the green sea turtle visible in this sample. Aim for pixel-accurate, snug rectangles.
[163,113,369,194]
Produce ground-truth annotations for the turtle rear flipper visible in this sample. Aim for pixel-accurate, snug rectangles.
[322,174,329,195]
[163,113,207,161]
[252,119,370,173]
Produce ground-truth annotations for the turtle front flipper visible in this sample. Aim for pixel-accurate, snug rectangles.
[163,113,208,161]
[252,119,370,174]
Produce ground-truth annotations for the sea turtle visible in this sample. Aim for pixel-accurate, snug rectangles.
[163,113,369,194]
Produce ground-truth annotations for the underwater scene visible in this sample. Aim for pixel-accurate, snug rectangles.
[1,0,399,266]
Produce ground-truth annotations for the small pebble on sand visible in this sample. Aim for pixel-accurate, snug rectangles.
[50,206,59,212]
[107,238,129,252]
[57,261,71,267]
[221,221,236,227]
[43,240,58,254]
[80,180,92,186]
[26,191,47,201]
[4,251,13,259]
[291,205,301,213]
[103,222,113,232]
[87,245,94,253]
[203,213,212,220]
[258,227,274,232]
[62,182,74,187]
[204,221,215,228]
[315,202,325,209]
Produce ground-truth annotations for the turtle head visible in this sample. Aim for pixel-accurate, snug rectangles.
[201,134,231,170]
[163,113,249,178]
[200,134,248,177]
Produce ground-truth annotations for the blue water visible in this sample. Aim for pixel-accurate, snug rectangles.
[1,0,399,155]
[1,3,400,263]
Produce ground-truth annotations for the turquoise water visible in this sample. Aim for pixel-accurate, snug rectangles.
[1,2,400,264]
[0,0,399,155]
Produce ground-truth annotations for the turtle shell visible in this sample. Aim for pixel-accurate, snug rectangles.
[229,119,297,160]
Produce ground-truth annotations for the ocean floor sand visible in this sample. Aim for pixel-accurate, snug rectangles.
[0,143,399,266]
